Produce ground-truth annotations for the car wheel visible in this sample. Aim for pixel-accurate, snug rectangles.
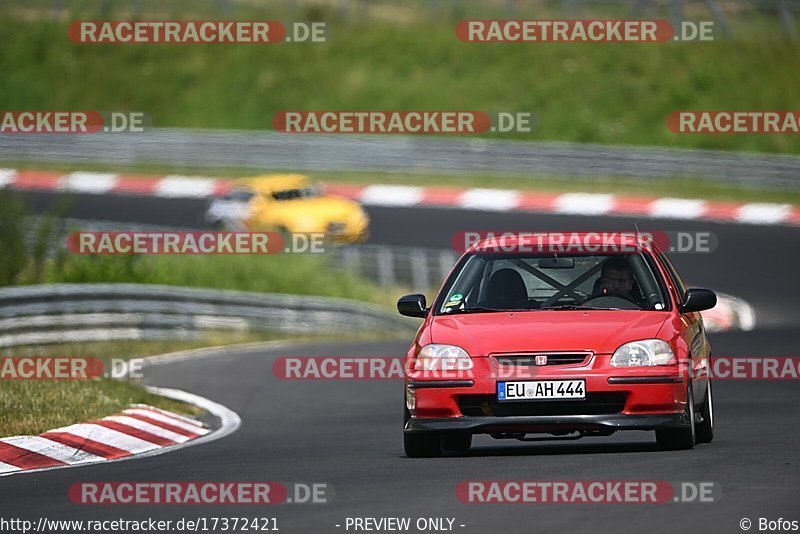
[442,432,472,453]
[656,382,696,450]
[695,380,714,444]
[404,433,443,458]
[403,396,443,458]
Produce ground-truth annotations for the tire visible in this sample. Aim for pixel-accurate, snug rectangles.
[403,396,443,458]
[695,380,714,444]
[404,432,443,458]
[442,432,472,453]
[656,382,696,450]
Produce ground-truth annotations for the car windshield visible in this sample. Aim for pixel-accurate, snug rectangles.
[272,186,320,201]
[438,252,667,314]
[223,189,256,202]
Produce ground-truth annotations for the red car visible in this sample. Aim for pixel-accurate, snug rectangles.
[398,233,716,457]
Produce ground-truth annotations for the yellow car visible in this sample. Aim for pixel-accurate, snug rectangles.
[206,174,369,243]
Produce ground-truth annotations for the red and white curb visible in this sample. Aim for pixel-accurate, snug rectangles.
[2,168,799,226]
[327,184,800,226]
[0,386,240,477]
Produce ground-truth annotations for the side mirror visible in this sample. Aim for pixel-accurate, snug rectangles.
[680,288,717,313]
[397,294,428,318]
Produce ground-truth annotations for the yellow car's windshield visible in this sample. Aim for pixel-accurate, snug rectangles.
[272,186,320,201]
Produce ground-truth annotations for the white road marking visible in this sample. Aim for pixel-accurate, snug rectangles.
[360,185,424,206]
[0,461,20,474]
[155,176,218,197]
[649,198,707,219]
[59,172,118,194]
[0,436,105,465]
[737,203,792,225]
[46,423,160,454]
[459,188,520,211]
[0,169,17,188]
[100,416,190,443]
[555,193,615,215]
[122,409,209,435]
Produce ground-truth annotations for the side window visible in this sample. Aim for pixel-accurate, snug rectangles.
[225,189,255,202]
[658,252,687,298]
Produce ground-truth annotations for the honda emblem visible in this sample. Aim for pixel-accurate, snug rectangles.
[535,355,548,366]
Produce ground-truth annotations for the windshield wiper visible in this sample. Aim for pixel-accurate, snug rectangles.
[444,306,515,314]
[540,304,621,311]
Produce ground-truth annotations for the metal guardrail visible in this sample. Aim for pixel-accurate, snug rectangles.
[333,244,460,290]
[0,279,754,347]
[0,283,415,348]
[2,129,799,189]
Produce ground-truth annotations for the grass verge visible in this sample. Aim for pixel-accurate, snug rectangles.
[0,5,798,154]
[0,379,200,438]
[1,331,367,437]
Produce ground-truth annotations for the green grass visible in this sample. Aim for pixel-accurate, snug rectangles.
[0,336,266,436]
[0,6,798,154]
[8,333,299,361]
[36,253,381,302]
[0,377,201,437]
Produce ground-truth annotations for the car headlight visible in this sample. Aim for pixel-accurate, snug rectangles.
[611,339,676,367]
[414,344,473,372]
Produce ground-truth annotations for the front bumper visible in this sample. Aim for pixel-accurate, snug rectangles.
[405,354,689,435]
[404,412,688,434]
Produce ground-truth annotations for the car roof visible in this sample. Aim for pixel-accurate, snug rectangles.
[468,232,660,254]
[244,173,311,192]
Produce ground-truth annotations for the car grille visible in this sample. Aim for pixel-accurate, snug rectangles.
[457,393,627,417]
[493,352,590,367]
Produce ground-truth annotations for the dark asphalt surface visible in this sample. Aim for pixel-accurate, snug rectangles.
[2,189,798,533]
[0,336,798,534]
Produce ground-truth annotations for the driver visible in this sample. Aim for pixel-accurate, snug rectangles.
[595,256,636,298]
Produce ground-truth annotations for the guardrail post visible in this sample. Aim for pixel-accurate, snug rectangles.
[704,0,731,37]
[780,0,797,39]
[670,0,684,30]
[438,250,457,282]
[341,245,362,277]
[410,249,430,291]
[376,247,396,287]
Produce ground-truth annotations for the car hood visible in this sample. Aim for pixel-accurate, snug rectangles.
[430,311,670,356]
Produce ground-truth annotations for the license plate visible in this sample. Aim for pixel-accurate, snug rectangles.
[497,379,585,401]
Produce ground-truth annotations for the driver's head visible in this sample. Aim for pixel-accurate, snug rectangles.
[599,256,633,296]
